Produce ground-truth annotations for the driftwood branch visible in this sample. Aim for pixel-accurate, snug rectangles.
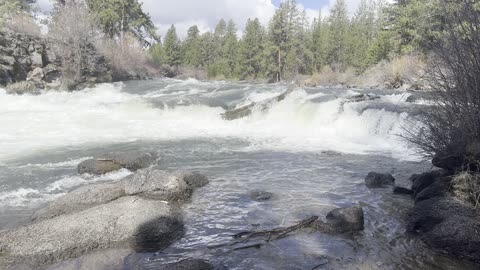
[209,216,319,251]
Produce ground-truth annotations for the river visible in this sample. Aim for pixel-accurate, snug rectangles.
[0,79,475,269]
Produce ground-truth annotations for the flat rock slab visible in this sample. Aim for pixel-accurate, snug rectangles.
[77,152,158,175]
[0,197,183,267]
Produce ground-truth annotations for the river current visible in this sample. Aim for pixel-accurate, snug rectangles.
[0,79,476,269]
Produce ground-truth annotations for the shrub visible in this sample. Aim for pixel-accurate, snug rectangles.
[96,34,149,79]
[405,0,480,166]
[48,1,96,87]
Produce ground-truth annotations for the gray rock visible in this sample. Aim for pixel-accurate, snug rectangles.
[432,155,464,171]
[179,171,209,188]
[77,152,158,175]
[410,170,450,198]
[27,67,44,82]
[30,51,43,67]
[0,55,15,66]
[46,248,131,270]
[314,206,364,234]
[32,183,125,221]
[123,167,192,201]
[0,196,183,267]
[6,81,40,95]
[249,190,274,201]
[157,259,213,270]
[77,159,123,175]
[365,172,395,188]
[344,93,380,103]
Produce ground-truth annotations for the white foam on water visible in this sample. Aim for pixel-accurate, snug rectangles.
[0,81,419,162]
[0,169,132,207]
[16,157,93,169]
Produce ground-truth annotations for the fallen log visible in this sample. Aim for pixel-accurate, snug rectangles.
[221,88,295,120]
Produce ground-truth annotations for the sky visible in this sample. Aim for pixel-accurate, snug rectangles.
[36,0,365,39]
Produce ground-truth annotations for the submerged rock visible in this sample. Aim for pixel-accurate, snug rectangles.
[344,93,380,103]
[248,190,274,201]
[77,151,158,175]
[365,172,395,188]
[157,258,213,270]
[314,206,364,234]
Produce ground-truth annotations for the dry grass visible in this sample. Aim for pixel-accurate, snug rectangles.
[358,54,427,89]
[452,172,480,208]
[304,66,357,87]
[5,14,41,36]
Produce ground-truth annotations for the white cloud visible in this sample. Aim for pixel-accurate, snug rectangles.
[35,0,377,39]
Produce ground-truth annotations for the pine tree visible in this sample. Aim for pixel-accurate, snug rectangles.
[222,20,239,78]
[182,25,202,67]
[163,25,181,67]
[237,18,265,79]
[327,0,350,70]
[86,0,160,46]
[311,11,329,71]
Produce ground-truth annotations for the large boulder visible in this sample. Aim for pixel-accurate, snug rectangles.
[77,152,158,175]
[432,155,464,171]
[407,197,480,262]
[365,172,395,188]
[32,183,125,221]
[33,168,208,220]
[26,67,44,82]
[0,196,184,267]
[314,206,364,234]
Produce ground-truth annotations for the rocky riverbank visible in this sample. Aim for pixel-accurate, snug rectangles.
[0,30,148,94]
[366,163,480,264]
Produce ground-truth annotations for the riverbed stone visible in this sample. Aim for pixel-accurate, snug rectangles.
[248,190,274,201]
[0,196,183,267]
[365,172,395,188]
[314,206,364,234]
[77,151,158,175]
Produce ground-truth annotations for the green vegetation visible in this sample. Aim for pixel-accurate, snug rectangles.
[149,0,438,82]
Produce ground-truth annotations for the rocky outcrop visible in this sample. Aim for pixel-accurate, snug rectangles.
[0,30,135,94]
[77,151,158,175]
[406,169,480,263]
[314,206,364,234]
[0,167,209,268]
[365,172,395,188]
